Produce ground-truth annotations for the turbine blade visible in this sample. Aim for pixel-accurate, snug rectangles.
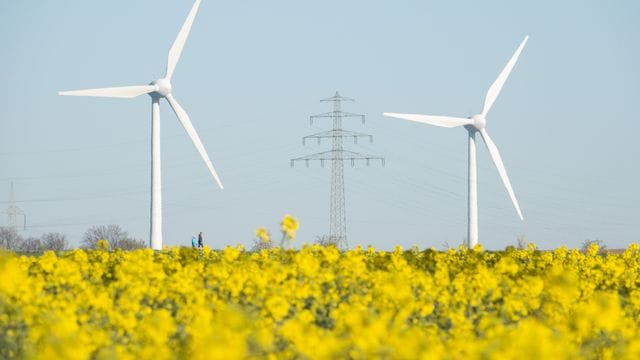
[481,36,529,116]
[479,129,523,220]
[165,94,223,189]
[383,113,473,128]
[165,0,201,80]
[58,85,156,99]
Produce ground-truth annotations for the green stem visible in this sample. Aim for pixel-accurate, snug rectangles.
[280,232,286,260]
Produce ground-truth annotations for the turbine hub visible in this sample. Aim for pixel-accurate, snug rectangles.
[471,114,486,130]
[151,78,172,97]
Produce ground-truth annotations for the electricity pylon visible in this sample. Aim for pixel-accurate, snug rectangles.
[2,182,26,231]
[291,92,384,248]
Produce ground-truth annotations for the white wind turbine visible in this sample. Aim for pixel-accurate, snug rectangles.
[384,36,529,248]
[59,0,222,250]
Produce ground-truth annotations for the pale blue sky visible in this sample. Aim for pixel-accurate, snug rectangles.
[1,0,638,250]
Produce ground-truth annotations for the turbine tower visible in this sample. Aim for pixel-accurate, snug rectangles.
[59,0,223,250]
[291,92,384,248]
[384,36,528,248]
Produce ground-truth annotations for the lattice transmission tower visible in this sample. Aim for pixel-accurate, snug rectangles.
[2,181,26,231]
[291,92,384,249]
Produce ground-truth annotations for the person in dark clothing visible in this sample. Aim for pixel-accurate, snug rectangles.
[198,232,203,248]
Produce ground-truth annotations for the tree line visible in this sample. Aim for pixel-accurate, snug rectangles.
[0,224,146,252]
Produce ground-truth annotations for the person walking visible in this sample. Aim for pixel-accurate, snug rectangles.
[198,232,204,249]
[191,235,197,248]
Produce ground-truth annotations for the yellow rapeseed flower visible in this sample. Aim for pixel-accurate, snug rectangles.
[280,214,299,239]
[255,227,270,243]
[96,239,109,251]
[1,242,639,358]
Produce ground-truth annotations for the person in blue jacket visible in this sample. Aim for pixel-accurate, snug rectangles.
[191,235,197,248]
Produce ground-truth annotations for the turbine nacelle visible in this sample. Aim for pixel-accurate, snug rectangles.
[151,78,172,97]
[471,114,486,130]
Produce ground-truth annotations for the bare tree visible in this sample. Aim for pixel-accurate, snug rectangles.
[18,237,41,252]
[116,238,147,250]
[0,226,23,250]
[250,238,274,252]
[82,225,130,249]
[516,234,529,250]
[581,238,607,252]
[315,235,339,247]
[82,225,145,250]
[0,228,68,253]
[41,232,68,251]
[462,235,469,248]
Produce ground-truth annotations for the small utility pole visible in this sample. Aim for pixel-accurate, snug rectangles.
[291,92,384,249]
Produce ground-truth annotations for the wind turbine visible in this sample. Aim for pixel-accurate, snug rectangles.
[384,36,528,248]
[59,0,223,250]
